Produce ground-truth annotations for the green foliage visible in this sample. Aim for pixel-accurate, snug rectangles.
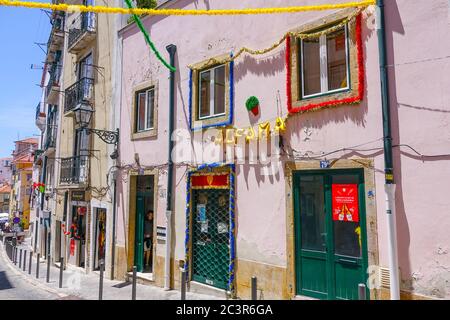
[136,0,157,9]
[127,0,158,24]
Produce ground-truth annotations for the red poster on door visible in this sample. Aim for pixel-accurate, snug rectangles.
[70,238,75,256]
[332,184,359,222]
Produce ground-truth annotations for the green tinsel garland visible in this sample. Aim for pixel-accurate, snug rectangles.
[124,0,176,72]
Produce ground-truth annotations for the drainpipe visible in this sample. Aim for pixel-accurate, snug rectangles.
[110,177,117,279]
[36,155,48,255]
[40,156,47,212]
[164,44,177,290]
[376,0,400,300]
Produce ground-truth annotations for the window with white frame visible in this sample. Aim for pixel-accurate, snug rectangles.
[198,64,226,120]
[135,87,155,132]
[301,26,349,98]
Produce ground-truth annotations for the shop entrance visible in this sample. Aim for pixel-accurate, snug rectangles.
[134,175,154,273]
[69,205,87,268]
[93,208,106,271]
[293,169,369,300]
[191,188,230,290]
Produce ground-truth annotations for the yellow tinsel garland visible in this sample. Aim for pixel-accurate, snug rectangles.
[0,0,375,16]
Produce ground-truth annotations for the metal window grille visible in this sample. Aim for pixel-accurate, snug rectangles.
[191,189,230,290]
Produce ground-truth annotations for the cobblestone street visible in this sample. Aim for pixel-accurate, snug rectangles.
[0,238,218,300]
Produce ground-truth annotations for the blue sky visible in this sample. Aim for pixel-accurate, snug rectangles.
[0,0,50,158]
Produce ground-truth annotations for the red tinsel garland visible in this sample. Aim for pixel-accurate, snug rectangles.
[286,35,292,112]
[287,14,364,114]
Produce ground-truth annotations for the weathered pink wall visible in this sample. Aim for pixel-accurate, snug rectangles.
[116,0,450,298]
[378,0,450,297]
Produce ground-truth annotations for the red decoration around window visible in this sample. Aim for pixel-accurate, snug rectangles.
[287,14,364,114]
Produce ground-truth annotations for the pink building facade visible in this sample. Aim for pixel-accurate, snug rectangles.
[113,0,450,300]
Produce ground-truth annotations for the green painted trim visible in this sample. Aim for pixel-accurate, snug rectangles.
[293,168,370,300]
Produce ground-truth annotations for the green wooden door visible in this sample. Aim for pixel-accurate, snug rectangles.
[191,189,230,290]
[294,170,369,300]
[134,194,145,272]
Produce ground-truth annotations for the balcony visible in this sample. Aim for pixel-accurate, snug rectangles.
[64,77,94,114]
[44,124,57,152]
[60,156,89,185]
[35,103,46,131]
[46,62,62,105]
[47,12,65,54]
[68,12,96,54]
[34,149,44,165]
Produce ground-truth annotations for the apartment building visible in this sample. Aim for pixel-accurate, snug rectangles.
[112,0,450,300]
[28,0,450,300]
[31,0,120,277]
[0,158,13,184]
[9,138,38,231]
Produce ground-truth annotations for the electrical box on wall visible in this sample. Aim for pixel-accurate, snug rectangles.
[157,226,166,241]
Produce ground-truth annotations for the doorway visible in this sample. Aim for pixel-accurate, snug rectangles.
[134,175,154,273]
[69,205,87,268]
[293,169,369,300]
[191,188,230,290]
[93,208,106,271]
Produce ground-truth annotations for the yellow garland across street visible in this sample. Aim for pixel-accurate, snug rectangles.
[0,0,375,15]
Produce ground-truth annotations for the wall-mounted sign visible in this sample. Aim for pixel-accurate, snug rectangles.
[217,222,228,234]
[197,204,206,222]
[156,226,166,241]
[191,174,229,189]
[332,184,359,222]
[71,191,85,202]
[320,160,331,169]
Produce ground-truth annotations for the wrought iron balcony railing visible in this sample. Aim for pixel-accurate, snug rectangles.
[46,63,62,97]
[68,12,96,51]
[52,12,65,33]
[34,149,44,165]
[60,155,89,185]
[64,77,94,113]
[35,103,43,120]
[47,12,65,51]
[44,125,58,150]
[35,103,46,131]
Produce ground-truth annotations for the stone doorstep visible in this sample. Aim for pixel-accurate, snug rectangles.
[292,295,318,300]
[126,271,155,285]
[188,281,230,300]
